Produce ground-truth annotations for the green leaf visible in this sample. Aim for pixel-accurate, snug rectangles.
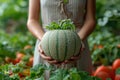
[45,19,76,30]
[70,73,81,80]
[30,64,47,78]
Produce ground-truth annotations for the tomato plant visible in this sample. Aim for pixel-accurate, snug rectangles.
[0,62,101,80]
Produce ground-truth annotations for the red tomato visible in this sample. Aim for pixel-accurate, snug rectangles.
[115,75,120,80]
[26,57,33,66]
[29,57,33,66]
[12,58,21,65]
[107,66,115,80]
[94,71,110,80]
[94,65,114,79]
[117,44,120,48]
[16,52,25,60]
[112,59,120,70]
[18,73,25,78]
[98,44,104,49]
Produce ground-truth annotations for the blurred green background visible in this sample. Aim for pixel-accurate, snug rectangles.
[0,0,120,65]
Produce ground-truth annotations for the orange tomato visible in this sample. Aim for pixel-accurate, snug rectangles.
[94,65,114,79]
[24,45,32,50]
[93,44,104,50]
[98,44,104,49]
[16,52,25,60]
[29,57,33,66]
[22,69,30,76]
[117,44,120,48]
[107,66,115,80]
[26,57,33,66]
[94,71,110,80]
[112,59,120,71]
[115,75,120,80]
[12,58,21,65]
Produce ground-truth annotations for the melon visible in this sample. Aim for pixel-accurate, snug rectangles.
[40,30,81,62]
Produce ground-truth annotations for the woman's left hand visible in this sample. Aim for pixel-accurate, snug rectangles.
[64,42,85,64]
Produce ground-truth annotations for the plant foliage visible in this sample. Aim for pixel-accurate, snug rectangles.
[45,19,76,30]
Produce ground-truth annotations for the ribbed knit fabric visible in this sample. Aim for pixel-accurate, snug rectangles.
[33,0,93,79]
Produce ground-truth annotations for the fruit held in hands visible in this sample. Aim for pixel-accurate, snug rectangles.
[40,30,81,62]
[40,19,81,62]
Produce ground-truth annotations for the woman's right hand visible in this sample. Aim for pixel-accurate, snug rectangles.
[38,45,60,64]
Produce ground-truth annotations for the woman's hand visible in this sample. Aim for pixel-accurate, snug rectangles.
[80,40,85,51]
[64,42,85,64]
[38,43,84,65]
[38,45,59,64]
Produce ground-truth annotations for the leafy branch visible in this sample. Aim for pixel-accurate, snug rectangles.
[45,19,76,30]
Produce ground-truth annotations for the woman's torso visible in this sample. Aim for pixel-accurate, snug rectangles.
[34,0,93,74]
[40,0,86,28]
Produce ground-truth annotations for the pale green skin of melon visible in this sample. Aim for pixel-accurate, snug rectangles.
[40,30,81,62]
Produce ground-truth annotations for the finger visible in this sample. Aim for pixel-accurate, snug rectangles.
[38,45,53,60]
[38,45,43,53]
[47,60,58,64]
[80,42,85,52]
[40,52,52,60]
[48,60,64,65]
[63,59,74,64]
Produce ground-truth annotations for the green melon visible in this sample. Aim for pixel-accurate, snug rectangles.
[40,30,81,62]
